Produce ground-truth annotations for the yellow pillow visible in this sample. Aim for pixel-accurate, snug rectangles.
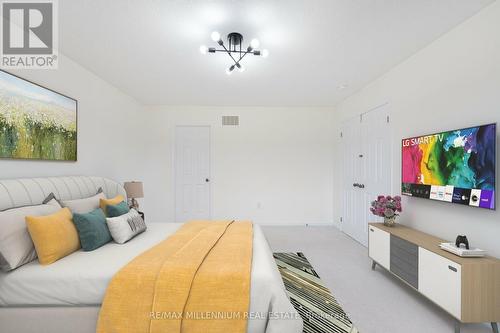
[100,195,125,215]
[25,208,80,265]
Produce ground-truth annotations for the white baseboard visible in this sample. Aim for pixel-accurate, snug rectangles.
[255,221,336,227]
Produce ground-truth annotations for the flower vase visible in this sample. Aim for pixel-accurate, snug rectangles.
[384,216,396,227]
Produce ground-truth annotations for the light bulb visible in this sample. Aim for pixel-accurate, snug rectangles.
[250,38,260,49]
[211,31,221,42]
[261,49,269,58]
[199,45,208,54]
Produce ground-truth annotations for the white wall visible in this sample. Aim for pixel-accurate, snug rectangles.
[0,55,336,226]
[334,2,500,256]
[141,106,335,225]
[0,54,144,185]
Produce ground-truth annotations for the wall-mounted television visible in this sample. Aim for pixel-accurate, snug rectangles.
[402,123,496,210]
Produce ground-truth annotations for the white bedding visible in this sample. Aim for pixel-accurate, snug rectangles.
[0,223,302,333]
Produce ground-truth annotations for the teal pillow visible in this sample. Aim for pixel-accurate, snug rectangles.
[72,208,111,251]
[106,201,130,218]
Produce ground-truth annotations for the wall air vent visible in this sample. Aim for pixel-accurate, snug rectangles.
[222,115,239,126]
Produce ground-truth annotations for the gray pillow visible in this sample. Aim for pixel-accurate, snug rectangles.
[61,192,105,214]
[0,199,61,271]
[42,192,62,206]
[106,209,146,244]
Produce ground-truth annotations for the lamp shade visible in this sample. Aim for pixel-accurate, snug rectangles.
[124,181,144,199]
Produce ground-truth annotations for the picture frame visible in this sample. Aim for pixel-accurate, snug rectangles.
[0,70,78,161]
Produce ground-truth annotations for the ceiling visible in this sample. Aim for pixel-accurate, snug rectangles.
[59,0,494,106]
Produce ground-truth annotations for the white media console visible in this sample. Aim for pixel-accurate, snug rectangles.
[368,223,500,333]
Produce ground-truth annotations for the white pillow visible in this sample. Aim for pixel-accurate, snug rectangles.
[0,199,61,271]
[106,209,146,244]
[61,192,105,214]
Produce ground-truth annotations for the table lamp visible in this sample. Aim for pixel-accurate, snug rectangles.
[124,181,144,210]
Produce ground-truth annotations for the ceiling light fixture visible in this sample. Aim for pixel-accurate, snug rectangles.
[200,31,268,74]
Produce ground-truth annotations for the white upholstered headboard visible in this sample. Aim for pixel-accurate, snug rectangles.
[0,176,127,211]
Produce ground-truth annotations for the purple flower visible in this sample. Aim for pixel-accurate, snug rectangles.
[370,194,403,217]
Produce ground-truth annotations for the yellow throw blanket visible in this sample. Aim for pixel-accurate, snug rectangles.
[97,220,253,333]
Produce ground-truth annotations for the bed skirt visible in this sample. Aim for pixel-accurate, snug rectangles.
[0,306,100,333]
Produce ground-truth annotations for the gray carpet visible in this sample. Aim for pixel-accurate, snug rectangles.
[273,252,359,333]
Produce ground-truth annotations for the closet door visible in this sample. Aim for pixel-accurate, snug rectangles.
[341,104,392,246]
[342,116,364,244]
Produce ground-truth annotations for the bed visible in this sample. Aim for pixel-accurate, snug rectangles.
[0,176,302,333]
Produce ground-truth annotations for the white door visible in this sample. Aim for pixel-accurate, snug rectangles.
[175,126,211,223]
[342,115,363,244]
[341,104,392,246]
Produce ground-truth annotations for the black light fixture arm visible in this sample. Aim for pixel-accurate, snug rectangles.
[218,43,241,66]
[209,49,255,55]
[236,49,251,65]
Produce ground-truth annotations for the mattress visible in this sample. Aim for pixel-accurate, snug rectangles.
[0,222,302,333]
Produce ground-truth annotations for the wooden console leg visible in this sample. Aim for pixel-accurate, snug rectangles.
[454,320,460,333]
[492,322,499,333]
[371,261,376,270]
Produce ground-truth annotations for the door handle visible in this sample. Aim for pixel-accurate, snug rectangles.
[448,265,457,272]
[359,184,365,189]
[370,228,374,232]
[353,183,358,187]
[205,178,210,182]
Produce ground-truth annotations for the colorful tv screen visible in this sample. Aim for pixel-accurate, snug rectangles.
[402,123,496,210]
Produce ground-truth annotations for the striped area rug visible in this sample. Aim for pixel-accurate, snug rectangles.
[273,252,359,333]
